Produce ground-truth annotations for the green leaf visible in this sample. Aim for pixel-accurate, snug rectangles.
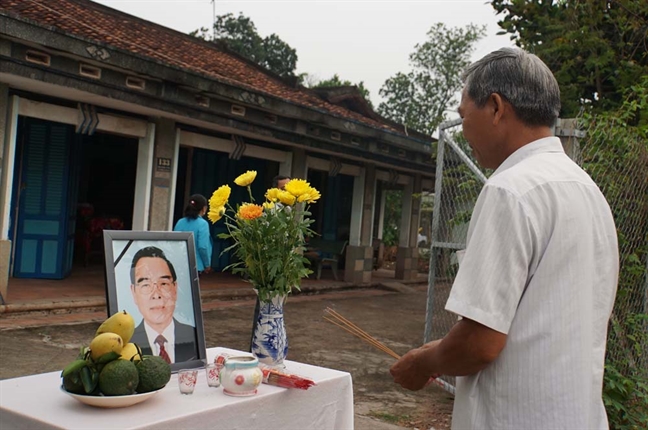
[61,359,88,378]
[80,366,98,394]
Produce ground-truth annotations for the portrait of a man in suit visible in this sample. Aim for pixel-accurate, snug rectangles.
[128,246,198,364]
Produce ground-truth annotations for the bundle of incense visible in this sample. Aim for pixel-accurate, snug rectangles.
[323,307,456,395]
[258,364,317,390]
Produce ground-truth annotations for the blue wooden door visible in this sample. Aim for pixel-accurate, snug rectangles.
[12,118,75,279]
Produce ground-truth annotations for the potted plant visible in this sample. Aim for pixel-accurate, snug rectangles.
[208,171,320,367]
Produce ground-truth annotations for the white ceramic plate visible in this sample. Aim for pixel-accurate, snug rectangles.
[60,386,164,408]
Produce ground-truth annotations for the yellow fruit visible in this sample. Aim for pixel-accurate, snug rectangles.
[119,343,141,362]
[90,332,124,361]
[96,310,135,344]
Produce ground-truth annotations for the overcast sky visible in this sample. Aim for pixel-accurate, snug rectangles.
[95,0,514,108]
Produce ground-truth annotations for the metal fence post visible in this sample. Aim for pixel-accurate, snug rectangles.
[424,125,448,344]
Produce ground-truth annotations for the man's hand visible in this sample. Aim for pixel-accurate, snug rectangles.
[390,340,441,391]
[391,318,507,390]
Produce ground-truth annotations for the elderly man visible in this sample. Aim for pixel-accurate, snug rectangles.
[390,47,619,429]
[129,246,198,364]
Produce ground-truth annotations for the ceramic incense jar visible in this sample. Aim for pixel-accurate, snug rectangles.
[219,355,263,397]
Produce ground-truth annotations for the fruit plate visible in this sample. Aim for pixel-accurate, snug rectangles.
[60,386,164,408]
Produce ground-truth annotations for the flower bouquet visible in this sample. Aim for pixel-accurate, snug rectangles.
[207,171,321,366]
[207,170,320,300]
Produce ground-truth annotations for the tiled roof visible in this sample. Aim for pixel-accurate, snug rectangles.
[0,0,405,135]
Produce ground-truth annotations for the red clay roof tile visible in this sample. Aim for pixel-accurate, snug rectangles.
[1,0,405,135]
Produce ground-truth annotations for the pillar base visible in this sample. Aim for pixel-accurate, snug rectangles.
[0,240,11,304]
[343,245,373,284]
[395,246,419,281]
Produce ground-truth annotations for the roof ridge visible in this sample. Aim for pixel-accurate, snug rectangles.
[1,0,428,139]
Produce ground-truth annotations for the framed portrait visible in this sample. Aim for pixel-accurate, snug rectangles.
[103,230,207,372]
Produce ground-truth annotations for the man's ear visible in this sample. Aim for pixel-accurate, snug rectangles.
[490,93,506,125]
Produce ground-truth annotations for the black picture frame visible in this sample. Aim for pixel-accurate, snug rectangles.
[103,230,207,372]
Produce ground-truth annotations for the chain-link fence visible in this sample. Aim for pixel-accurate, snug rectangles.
[575,116,648,392]
[424,118,487,390]
[425,117,648,395]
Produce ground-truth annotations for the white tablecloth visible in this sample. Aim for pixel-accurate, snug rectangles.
[0,347,354,430]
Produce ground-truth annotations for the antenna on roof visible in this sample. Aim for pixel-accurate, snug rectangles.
[211,0,216,41]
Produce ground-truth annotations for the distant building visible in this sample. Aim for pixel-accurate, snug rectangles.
[0,0,434,294]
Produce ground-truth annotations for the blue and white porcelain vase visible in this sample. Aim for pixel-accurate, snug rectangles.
[251,293,288,369]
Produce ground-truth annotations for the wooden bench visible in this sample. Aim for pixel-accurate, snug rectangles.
[306,239,348,281]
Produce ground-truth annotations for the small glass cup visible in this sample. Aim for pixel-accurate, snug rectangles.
[205,363,221,388]
[178,369,198,395]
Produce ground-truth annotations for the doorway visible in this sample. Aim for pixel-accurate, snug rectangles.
[172,146,278,271]
[10,117,138,279]
[74,132,138,267]
[307,170,353,242]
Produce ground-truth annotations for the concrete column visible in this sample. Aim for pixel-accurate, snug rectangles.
[345,165,376,284]
[291,148,307,180]
[398,179,413,247]
[149,118,175,231]
[0,85,14,303]
[396,176,421,281]
[132,123,155,231]
[348,170,365,247]
[0,90,15,240]
[167,129,181,231]
[377,185,386,240]
[279,151,293,178]
[555,118,583,163]
[360,165,376,247]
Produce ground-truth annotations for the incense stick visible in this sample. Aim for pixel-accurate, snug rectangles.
[324,307,400,358]
[323,315,400,359]
[323,307,456,395]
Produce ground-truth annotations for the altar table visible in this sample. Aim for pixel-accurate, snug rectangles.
[0,347,354,429]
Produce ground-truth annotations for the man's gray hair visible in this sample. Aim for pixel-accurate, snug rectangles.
[462,47,561,127]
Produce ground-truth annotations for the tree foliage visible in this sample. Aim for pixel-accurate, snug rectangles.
[579,76,648,430]
[312,74,373,108]
[191,13,298,78]
[491,0,648,121]
[377,23,486,136]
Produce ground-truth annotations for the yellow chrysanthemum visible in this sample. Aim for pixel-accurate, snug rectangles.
[209,185,231,208]
[297,187,321,204]
[262,201,275,210]
[265,188,282,202]
[277,190,296,206]
[234,170,257,187]
[237,203,263,220]
[284,179,311,197]
[207,206,225,223]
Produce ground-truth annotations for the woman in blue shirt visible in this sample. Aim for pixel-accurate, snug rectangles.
[174,194,212,275]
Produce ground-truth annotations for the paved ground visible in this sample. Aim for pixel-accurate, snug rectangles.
[0,286,454,429]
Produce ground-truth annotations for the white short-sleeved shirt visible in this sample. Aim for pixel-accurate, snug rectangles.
[445,137,618,429]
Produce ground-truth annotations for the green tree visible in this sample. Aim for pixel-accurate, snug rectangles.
[579,77,648,430]
[313,74,373,107]
[377,23,486,136]
[491,0,648,122]
[191,13,298,78]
